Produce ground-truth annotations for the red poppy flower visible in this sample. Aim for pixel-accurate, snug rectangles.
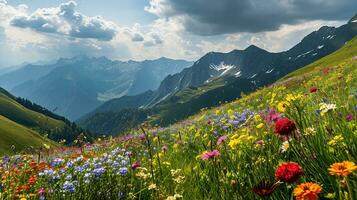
[275,162,304,183]
[309,87,318,93]
[275,118,296,136]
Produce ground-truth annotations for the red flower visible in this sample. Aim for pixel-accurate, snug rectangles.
[131,161,141,170]
[274,118,296,136]
[309,87,318,93]
[275,162,304,183]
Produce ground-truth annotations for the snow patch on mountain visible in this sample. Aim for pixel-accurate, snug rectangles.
[265,68,274,73]
[210,62,236,76]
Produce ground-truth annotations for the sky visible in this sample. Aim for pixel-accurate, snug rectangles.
[0,0,356,67]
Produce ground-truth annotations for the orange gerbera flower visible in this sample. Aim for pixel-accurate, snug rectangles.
[328,161,357,177]
[293,182,322,200]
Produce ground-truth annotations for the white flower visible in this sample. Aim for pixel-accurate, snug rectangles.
[281,141,289,153]
[319,103,337,116]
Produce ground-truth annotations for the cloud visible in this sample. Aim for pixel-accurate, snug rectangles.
[131,32,144,42]
[145,0,357,35]
[10,1,117,41]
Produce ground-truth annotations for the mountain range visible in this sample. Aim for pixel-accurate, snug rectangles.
[0,57,192,120]
[78,16,357,134]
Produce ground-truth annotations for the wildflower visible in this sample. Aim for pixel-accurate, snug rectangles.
[275,162,304,183]
[309,87,318,93]
[201,150,220,160]
[346,114,353,122]
[274,118,296,136]
[217,135,227,145]
[255,139,264,145]
[319,103,337,116]
[252,180,279,197]
[119,167,128,176]
[303,127,316,136]
[131,161,141,170]
[92,167,105,177]
[293,182,322,200]
[256,123,264,129]
[277,101,289,113]
[280,141,289,153]
[328,161,357,177]
[62,181,76,193]
[162,144,168,152]
[148,183,157,190]
[327,134,345,147]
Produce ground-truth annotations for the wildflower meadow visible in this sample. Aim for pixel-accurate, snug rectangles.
[1,51,357,199]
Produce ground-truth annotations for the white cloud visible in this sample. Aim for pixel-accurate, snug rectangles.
[10,1,117,41]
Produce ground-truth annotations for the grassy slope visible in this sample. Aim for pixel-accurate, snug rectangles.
[0,90,65,130]
[0,115,56,155]
[0,88,64,155]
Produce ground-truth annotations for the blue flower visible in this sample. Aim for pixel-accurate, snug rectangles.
[51,158,65,167]
[62,181,76,193]
[118,167,128,176]
[93,167,105,177]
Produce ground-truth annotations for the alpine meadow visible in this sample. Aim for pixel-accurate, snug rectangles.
[0,1,357,199]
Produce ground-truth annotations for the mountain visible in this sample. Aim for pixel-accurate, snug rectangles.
[79,16,357,134]
[2,56,192,120]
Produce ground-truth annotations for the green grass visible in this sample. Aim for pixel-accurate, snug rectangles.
[0,90,65,130]
[0,115,56,155]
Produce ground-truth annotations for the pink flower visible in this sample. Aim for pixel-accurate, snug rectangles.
[201,150,220,160]
[217,135,228,145]
[162,144,168,152]
[255,140,265,145]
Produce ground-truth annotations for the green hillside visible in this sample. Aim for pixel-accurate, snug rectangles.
[0,115,56,155]
[0,88,65,131]
[0,87,93,155]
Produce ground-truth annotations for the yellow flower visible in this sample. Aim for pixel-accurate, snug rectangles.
[253,114,261,122]
[328,161,357,177]
[327,135,345,147]
[148,183,157,190]
[256,123,264,129]
[293,182,322,200]
[277,101,289,113]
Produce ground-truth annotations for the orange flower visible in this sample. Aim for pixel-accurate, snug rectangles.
[293,182,322,200]
[328,161,357,177]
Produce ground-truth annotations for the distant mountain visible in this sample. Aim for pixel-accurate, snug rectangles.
[80,16,357,134]
[1,56,192,120]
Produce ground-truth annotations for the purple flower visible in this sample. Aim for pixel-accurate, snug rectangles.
[119,167,128,175]
[346,114,353,122]
[62,181,76,193]
[92,167,105,177]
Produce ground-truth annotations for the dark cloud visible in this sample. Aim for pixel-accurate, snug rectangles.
[10,1,117,41]
[146,0,357,35]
